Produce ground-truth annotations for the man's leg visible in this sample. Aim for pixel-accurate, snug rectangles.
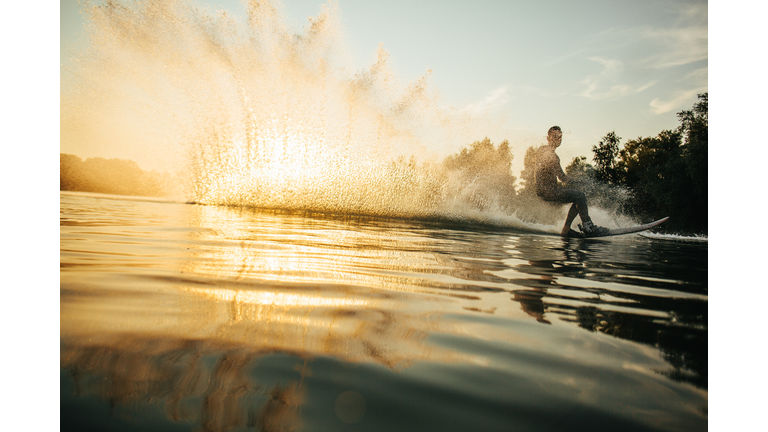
[539,188,598,235]
[561,189,606,235]
[563,189,611,235]
[561,203,579,235]
[560,189,596,235]
[570,190,591,224]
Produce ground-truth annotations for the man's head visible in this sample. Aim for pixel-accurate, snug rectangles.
[547,126,563,147]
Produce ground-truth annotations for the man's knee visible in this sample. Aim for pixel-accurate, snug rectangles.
[561,188,584,202]
[576,191,587,205]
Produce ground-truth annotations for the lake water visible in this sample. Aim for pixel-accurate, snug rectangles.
[60,191,707,431]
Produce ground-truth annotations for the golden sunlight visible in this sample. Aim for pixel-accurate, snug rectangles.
[187,287,369,308]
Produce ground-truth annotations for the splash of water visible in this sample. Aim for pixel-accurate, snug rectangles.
[61,0,595,227]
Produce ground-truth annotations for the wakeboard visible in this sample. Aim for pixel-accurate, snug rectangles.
[564,217,669,238]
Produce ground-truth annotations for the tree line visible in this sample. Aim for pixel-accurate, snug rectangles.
[60,154,170,197]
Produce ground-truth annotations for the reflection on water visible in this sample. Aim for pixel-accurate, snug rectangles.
[61,192,707,431]
[500,235,707,390]
[61,335,306,432]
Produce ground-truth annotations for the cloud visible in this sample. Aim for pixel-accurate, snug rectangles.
[464,86,511,114]
[640,2,708,68]
[640,26,708,68]
[541,48,588,67]
[649,87,707,115]
[582,81,657,101]
[684,67,708,82]
[587,57,624,77]
[576,3,707,70]
[578,57,656,101]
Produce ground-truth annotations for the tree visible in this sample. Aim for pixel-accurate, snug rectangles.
[677,93,708,232]
[443,137,516,190]
[616,130,687,227]
[60,153,167,197]
[565,156,596,181]
[60,154,87,191]
[443,137,517,210]
[588,94,708,234]
[518,145,538,196]
[592,131,622,184]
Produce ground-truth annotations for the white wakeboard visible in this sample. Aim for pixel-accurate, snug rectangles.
[565,217,669,238]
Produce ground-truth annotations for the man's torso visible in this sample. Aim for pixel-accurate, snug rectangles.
[534,145,561,195]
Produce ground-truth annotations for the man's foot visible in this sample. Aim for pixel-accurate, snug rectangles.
[579,220,610,237]
[562,228,584,238]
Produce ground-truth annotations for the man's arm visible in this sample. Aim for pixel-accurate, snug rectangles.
[555,154,572,184]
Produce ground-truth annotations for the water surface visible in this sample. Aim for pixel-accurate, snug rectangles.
[60,191,707,431]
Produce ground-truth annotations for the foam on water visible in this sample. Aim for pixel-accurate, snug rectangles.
[61,0,616,230]
[640,232,708,242]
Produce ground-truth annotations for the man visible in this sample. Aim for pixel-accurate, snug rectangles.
[535,126,608,237]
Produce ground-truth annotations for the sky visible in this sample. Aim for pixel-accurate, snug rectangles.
[60,0,708,168]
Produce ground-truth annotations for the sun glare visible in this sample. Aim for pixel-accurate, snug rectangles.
[187,287,369,308]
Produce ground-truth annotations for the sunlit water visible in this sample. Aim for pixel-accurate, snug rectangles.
[61,191,707,431]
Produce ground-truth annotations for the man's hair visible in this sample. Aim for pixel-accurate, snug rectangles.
[548,125,562,135]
